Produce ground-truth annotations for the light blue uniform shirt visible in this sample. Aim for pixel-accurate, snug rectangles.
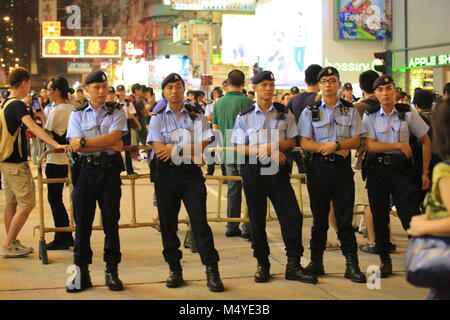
[147,104,212,146]
[299,100,364,142]
[362,106,429,155]
[231,103,299,146]
[66,102,128,156]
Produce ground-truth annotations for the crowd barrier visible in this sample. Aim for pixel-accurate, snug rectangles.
[34,146,365,264]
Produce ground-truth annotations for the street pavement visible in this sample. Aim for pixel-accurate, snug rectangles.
[0,159,428,300]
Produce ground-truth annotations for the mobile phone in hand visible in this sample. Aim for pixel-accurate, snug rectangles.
[32,98,42,112]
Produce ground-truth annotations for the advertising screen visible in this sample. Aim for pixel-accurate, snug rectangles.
[337,0,392,40]
[255,0,323,87]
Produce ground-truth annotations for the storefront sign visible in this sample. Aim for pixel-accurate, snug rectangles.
[39,0,57,23]
[171,0,255,12]
[42,21,61,37]
[67,62,92,74]
[408,54,450,68]
[324,58,383,72]
[42,37,122,58]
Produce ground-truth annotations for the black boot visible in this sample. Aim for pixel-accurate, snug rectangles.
[205,263,224,292]
[46,233,70,250]
[379,253,393,278]
[254,263,271,283]
[344,253,367,283]
[285,257,318,284]
[66,265,93,293]
[166,261,184,288]
[304,252,325,276]
[105,263,124,291]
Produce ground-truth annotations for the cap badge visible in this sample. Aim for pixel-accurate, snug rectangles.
[174,75,179,80]
[385,78,389,83]
[328,68,332,74]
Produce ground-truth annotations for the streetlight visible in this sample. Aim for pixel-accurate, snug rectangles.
[15,58,19,62]
[8,49,13,54]
[3,16,10,22]
[7,37,13,42]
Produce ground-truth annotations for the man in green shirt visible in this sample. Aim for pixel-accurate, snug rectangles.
[212,70,253,239]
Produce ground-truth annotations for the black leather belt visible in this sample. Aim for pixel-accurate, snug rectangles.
[375,153,407,166]
[313,153,341,162]
[80,155,102,166]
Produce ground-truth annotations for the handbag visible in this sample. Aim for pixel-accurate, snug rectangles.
[405,235,450,288]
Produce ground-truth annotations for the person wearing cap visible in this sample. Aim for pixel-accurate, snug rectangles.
[299,67,367,284]
[106,86,116,103]
[129,83,148,147]
[147,73,225,293]
[290,86,300,98]
[362,75,431,278]
[212,70,253,239]
[116,84,140,175]
[231,70,317,285]
[342,82,357,103]
[65,70,128,293]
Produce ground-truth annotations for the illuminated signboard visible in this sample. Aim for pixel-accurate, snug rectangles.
[337,0,392,40]
[171,0,255,12]
[392,54,450,72]
[42,21,61,37]
[42,37,122,58]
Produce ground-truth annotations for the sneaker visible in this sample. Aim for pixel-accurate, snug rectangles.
[1,243,33,258]
[12,240,33,253]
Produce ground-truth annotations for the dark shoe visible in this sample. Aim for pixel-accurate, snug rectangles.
[304,253,325,276]
[254,264,271,283]
[105,272,124,291]
[206,264,224,292]
[359,243,378,254]
[240,232,251,240]
[66,270,93,293]
[389,242,397,253]
[379,253,393,278]
[166,270,184,288]
[344,253,367,283]
[46,240,70,251]
[225,229,241,237]
[285,257,318,284]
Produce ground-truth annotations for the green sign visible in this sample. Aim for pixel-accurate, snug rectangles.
[392,53,450,72]
[324,58,383,73]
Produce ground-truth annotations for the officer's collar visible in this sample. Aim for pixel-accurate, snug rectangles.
[255,103,275,114]
[165,103,188,115]
[321,99,340,110]
[380,106,398,116]
[87,103,106,111]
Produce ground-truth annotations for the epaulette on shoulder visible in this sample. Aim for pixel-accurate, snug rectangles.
[366,104,381,115]
[156,104,166,114]
[185,102,203,114]
[273,102,288,120]
[340,98,354,108]
[307,99,322,111]
[74,100,89,112]
[395,103,412,113]
[239,104,256,116]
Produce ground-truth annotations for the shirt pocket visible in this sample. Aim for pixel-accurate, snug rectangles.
[312,119,330,142]
[270,119,287,141]
[392,119,409,143]
[81,121,98,138]
[99,116,113,135]
[247,127,266,145]
[334,115,352,140]
[374,120,389,142]
[161,123,178,144]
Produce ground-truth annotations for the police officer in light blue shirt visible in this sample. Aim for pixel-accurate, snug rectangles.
[299,67,367,284]
[231,71,317,285]
[362,75,431,278]
[147,73,224,293]
[65,71,128,293]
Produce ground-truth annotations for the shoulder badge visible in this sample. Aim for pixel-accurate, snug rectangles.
[339,98,354,116]
[184,102,203,120]
[366,104,381,115]
[239,104,256,116]
[395,103,411,121]
[273,102,288,120]
[105,101,123,115]
[74,100,89,112]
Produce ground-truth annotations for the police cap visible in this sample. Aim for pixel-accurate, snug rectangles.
[343,83,353,90]
[85,71,108,85]
[252,71,275,85]
[317,67,340,81]
[108,86,116,94]
[373,75,395,91]
[116,84,126,92]
[161,73,184,90]
[290,86,300,94]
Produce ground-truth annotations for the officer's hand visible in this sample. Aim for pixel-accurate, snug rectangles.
[56,144,73,154]
[317,142,336,155]
[111,140,124,152]
[421,174,431,190]
[398,143,413,159]
[407,214,430,237]
[156,145,173,162]
[70,138,81,152]
[273,151,287,165]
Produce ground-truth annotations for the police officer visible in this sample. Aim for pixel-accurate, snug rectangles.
[299,67,366,283]
[66,71,128,292]
[231,71,317,285]
[148,73,224,292]
[362,75,431,278]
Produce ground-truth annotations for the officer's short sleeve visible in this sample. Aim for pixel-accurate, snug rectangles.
[299,109,313,139]
[362,114,376,140]
[350,108,365,137]
[409,111,430,139]
[285,111,299,140]
[148,115,165,144]
[197,114,213,142]
[109,108,128,135]
[230,115,247,145]
[66,112,83,140]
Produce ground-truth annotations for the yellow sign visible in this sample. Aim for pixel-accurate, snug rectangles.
[42,37,122,58]
[42,21,61,37]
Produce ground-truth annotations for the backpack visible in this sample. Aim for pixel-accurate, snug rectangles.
[0,98,22,162]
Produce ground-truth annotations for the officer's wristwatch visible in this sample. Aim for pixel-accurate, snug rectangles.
[79,138,86,148]
[335,141,341,151]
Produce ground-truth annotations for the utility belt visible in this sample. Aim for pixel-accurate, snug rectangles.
[362,152,412,180]
[78,152,124,170]
[154,158,199,172]
[312,153,351,166]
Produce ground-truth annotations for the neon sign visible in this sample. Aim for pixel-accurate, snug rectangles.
[42,37,122,58]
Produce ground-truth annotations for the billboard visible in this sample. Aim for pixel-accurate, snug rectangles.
[337,0,392,40]
[255,0,323,87]
[171,0,255,12]
[42,37,122,58]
